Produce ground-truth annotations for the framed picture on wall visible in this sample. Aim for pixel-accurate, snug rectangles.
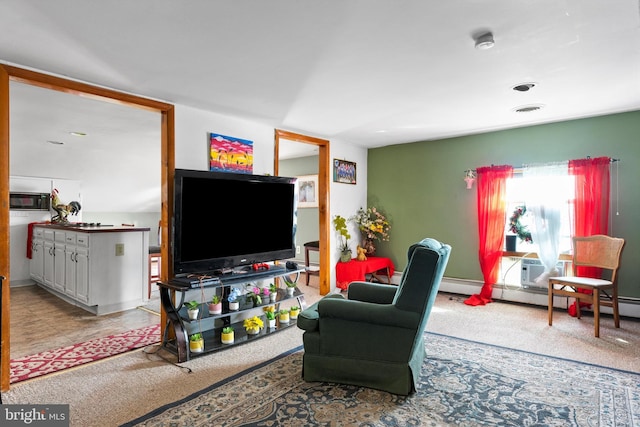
[297,174,319,208]
[209,132,254,174]
[333,159,357,184]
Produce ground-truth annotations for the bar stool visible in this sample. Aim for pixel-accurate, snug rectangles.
[304,240,320,286]
[148,246,161,298]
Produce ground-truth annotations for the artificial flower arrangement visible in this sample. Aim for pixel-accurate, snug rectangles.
[227,287,242,311]
[260,287,270,300]
[333,215,352,255]
[352,206,391,242]
[509,206,533,243]
[246,287,263,306]
[268,283,278,294]
[243,315,264,333]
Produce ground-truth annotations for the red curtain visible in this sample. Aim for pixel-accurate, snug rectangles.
[464,165,513,306]
[567,156,610,316]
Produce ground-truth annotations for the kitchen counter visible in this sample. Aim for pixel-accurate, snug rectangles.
[36,223,150,233]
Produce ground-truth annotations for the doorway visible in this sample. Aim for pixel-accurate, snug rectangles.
[274,129,330,296]
[0,64,175,391]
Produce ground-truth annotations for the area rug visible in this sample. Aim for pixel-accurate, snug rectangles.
[10,323,161,384]
[122,332,640,426]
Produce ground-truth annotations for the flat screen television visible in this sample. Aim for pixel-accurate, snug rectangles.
[172,169,298,276]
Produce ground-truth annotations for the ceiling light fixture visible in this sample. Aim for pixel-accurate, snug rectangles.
[69,131,87,137]
[47,140,64,145]
[474,32,495,50]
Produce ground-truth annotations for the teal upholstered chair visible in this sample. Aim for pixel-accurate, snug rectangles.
[296,238,451,395]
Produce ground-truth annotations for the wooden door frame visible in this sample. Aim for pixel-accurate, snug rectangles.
[274,129,330,296]
[0,64,175,391]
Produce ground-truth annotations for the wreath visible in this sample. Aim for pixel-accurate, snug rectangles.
[508,206,533,243]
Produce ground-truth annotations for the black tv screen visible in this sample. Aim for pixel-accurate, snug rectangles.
[172,169,298,276]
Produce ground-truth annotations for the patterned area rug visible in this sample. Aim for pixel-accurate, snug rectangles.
[10,323,161,384]
[122,332,640,426]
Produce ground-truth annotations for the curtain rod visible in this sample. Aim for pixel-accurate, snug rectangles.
[465,157,620,174]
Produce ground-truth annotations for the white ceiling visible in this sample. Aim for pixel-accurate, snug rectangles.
[2,0,640,155]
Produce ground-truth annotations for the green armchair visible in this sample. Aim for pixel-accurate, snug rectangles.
[296,238,451,395]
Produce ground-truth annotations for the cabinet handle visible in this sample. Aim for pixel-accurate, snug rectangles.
[74,253,78,262]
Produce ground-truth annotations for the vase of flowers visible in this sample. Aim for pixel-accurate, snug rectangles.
[352,207,390,256]
[208,294,222,315]
[246,287,262,307]
[333,214,352,262]
[260,287,271,304]
[227,287,241,311]
[243,315,264,335]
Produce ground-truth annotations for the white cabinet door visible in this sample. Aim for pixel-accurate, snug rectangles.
[43,240,55,288]
[75,247,90,303]
[53,244,66,292]
[29,233,44,283]
[64,245,77,297]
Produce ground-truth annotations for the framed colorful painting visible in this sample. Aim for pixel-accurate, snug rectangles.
[209,133,254,174]
[333,159,356,184]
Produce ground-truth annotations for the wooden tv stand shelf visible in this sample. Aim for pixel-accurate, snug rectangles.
[157,266,306,362]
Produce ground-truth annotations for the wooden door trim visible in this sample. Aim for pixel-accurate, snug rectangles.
[274,129,330,296]
[0,64,175,391]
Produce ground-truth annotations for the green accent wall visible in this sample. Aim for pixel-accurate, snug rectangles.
[368,111,640,298]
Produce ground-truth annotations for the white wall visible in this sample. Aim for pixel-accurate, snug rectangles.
[328,138,368,290]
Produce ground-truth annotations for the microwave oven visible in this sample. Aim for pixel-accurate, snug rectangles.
[9,192,51,211]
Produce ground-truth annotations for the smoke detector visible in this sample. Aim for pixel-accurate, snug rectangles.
[474,32,495,50]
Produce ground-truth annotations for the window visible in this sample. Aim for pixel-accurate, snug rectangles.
[504,173,575,255]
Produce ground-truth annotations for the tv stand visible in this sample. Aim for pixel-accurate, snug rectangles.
[158,266,305,362]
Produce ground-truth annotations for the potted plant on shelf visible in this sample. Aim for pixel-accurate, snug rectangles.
[184,300,200,320]
[221,326,234,344]
[278,308,290,324]
[208,294,222,315]
[227,288,241,311]
[243,315,264,335]
[333,215,352,262]
[289,305,300,320]
[189,332,204,353]
[260,287,271,304]
[282,276,297,296]
[246,287,262,307]
[265,310,276,328]
[268,283,278,302]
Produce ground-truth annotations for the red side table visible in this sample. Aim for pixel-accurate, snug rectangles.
[335,256,395,291]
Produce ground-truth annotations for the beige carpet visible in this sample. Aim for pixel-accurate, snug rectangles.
[3,281,639,427]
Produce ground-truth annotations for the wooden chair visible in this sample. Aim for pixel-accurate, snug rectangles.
[303,241,320,286]
[548,235,625,337]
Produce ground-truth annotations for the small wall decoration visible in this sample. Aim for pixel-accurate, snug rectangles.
[333,159,357,184]
[297,174,319,208]
[209,132,253,174]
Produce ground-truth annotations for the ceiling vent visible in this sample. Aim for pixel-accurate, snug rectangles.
[514,104,544,113]
[512,83,536,92]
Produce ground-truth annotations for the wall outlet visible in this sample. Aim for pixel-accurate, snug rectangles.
[296,245,301,254]
[115,243,125,256]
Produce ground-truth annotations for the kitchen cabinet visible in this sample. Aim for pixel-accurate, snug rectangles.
[30,225,150,315]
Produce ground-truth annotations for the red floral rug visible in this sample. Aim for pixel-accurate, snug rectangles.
[10,323,161,384]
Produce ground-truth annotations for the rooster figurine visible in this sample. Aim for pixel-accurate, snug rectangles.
[51,188,81,223]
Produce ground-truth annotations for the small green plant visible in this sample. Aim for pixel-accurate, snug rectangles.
[184,300,199,310]
[290,306,300,312]
[265,310,275,320]
[222,326,234,334]
[279,308,290,315]
[190,332,202,341]
[282,276,297,288]
[268,283,277,293]
[210,295,221,304]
